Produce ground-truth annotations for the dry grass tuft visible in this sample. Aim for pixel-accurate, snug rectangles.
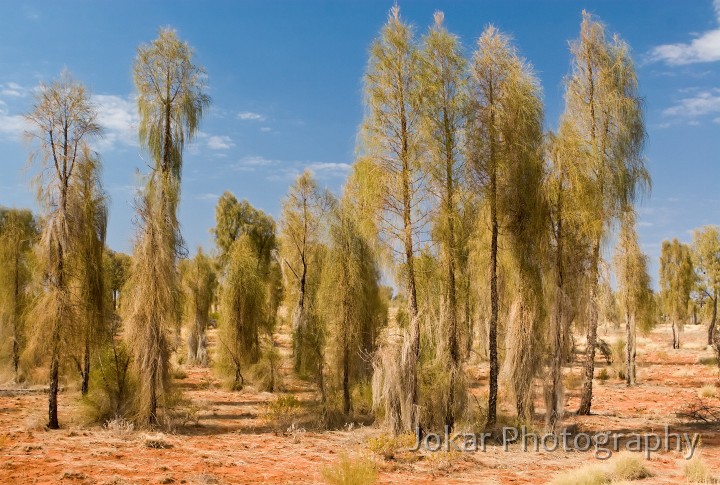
[684,454,714,483]
[699,385,718,399]
[366,433,416,460]
[611,452,651,480]
[321,453,377,485]
[142,433,173,449]
[550,464,610,485]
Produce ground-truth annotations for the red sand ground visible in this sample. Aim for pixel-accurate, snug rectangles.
[1,323,719,484]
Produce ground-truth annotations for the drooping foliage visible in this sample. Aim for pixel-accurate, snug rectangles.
[0,208,38,381]
[180,248,217,367]
[660,239,695,349]
[124,27,209,425]
[25,71,102,429]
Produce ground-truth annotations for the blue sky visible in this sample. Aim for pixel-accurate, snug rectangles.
[0,1,719,284]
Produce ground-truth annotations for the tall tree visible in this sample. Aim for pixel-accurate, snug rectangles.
[319,194,386,416]
[466,25,546,425]
[418,11,468,430]
[614,212,653,385]
[68,152,108,395]
[279,170,332,398]
[563,12,648,415]
[692,226,720,346]
[180,248,217,366]
[0,208,37,380]
[25,71,102,429]
[217,236,266,390]
[124,28,209,425]
[359,5,427,432]
[544,129,595,430]
[660,239,694,349]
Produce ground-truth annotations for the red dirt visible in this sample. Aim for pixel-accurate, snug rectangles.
[1,323,719,484]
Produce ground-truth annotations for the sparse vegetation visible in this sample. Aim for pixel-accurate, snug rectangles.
[1,3,719,484]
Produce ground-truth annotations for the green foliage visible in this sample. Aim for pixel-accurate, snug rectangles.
[0,207,38,379]
[660,239,694,323]
[180,247,217,366]
[82,339,136,424]
[213,192,276,268]
[279,170,333,393]
[318,197,386,416]
[217,236,266,390]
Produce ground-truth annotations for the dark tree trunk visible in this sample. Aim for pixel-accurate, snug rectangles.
[548,199,564,431]
[708,290,717,346]
[486,153,499,427]
[578,240,601,415]
[81,336,90,395]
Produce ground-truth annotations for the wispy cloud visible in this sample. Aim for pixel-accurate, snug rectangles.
[0,100,28,139]
[306,162,351,175]
[0,82,29,98]
[237,111,266,121]
[648,0,720,65]
[662,88,720,123]
[229,156,350,180]
[207,135,234,150]
[92,94,139,151]
[195,192,221,201]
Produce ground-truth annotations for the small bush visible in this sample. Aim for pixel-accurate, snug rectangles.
[265,394,302,428]
[143,433,173,449]
[550,464,610,485]
[684,454,713,483]
[321,454,377,485]
[611,452,651,480]
[172,368,187,380]
[82,341,137,424]
[565,372,582,390]
[699,385,718,399]
[249,347,282,392]
[698,357,718,366]
[367,433,416,460]
[597,368,610,383]
[105,418,135,439]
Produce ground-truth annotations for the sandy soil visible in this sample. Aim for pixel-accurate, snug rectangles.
[1,323,719,484]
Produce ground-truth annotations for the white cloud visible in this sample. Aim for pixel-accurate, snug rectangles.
[237,111,266,121]
[306,162,351,174]
[649,0,720,65]
[195,192,220,201]
[0,100,28,139]
[207,135,234,150]
[260,126,272,133]
[91,94,139,151]
[0,82,29,98]
[663,89,720,121]
[231,155,275,171]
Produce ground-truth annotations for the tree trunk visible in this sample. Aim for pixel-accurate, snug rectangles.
[487,173,499,426]
[708,290,717,346]
[48,348,60,429]
[343,337,350,416]
[81,336,90,395]
[548,204,564,431]
[400,96,420,432]
[625,311,636,385]
[578,240,601,415]
[443,108,459,431]
[12,251,20,379]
